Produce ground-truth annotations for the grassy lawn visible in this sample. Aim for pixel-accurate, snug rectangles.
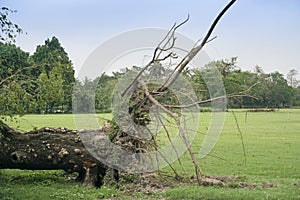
[1,109,300,199]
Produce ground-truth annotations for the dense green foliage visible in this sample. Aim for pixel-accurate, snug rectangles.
[32,37,75,113]
[0,42,35,116]
[0,37,75,115]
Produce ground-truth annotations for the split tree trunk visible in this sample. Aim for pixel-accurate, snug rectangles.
[0,121,108,187]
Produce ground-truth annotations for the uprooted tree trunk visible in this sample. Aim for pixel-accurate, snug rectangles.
[0,121,110,187]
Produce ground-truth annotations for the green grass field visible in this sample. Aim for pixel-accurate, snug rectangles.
[1,109,300,199]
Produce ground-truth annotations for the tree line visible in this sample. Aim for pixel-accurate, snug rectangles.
[77,57,300,112]
[0,37,299,116]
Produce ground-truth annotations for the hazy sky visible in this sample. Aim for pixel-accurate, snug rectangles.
[2,0,300,79]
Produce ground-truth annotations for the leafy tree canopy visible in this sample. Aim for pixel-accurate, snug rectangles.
[30,36,75,112]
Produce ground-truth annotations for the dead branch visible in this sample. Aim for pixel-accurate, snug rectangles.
[121,15,190,97]
[165,82,259,109]
[158,0,237,92]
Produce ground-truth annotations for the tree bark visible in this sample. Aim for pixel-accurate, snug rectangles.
[0,121,108,187]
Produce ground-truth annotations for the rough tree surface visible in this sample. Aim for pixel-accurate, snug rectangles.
[0,121,109,187]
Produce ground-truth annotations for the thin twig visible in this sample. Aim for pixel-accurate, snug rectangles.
[166,82,259,109]
[121,16,190,97]
[150,141,181,178]
[230,108,247,164]
[157,113,187,175]
[155,14,190,60]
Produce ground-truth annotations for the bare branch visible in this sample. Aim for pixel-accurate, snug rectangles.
[155,14,190,60]
[165,82,259,109]
[205,35,218,44]
[158,0,237,92]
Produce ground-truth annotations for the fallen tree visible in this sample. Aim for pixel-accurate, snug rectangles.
[0,0,239,188]
[0,121,111,187]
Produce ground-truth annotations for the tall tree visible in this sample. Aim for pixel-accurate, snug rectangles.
[0,42,31,80]
[31,37,75,111]
[95,73,117,113]
[294,86,300,106]
[73,78,96,113]
[287,69,299,88]
[0,42,35,115]
[265,71,294,108]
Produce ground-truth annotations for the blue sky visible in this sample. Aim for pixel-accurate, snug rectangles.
[2,0,300,79]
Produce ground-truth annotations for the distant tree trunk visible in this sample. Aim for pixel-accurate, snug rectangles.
[0,121,108,187]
